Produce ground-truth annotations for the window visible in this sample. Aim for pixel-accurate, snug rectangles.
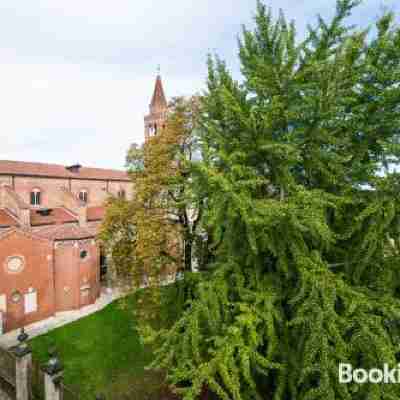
[148,124,157,136]
[117,189,126,199]
[24,289,37,314]
[80,250,88,259]
[30,189,41,206]
[5,256,25,274]
[0,294,6,312]
[11,290,22,303]
[78,190,88,203]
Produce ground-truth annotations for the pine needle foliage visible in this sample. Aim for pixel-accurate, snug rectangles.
[152,1,400,399]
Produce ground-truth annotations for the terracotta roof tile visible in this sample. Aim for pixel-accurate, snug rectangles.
[0,227,52,242]
[0,209,19,227]
[0,227,13,239]
[1,185,29,209]
[87,221,102,236]
[87,206,105,222]
[0,160,129,181]
[33,224,94,241]
[30,208,78,226]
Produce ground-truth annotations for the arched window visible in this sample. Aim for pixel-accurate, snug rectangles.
[149,124,157,136]
[78,189,88,203]
[30,188,41,206]
[117,189,126,199]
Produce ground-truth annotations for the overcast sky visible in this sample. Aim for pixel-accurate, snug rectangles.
[0,1,398,170]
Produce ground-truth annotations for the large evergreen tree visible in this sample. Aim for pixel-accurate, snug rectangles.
[151,1,400,399]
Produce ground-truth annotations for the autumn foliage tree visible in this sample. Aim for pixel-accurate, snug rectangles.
[100,96,206,322]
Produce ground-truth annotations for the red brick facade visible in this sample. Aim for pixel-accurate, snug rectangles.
[0,75,167,334]
[0,162,132,333]
[0,230,55,332]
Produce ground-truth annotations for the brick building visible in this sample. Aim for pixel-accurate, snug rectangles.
[0,74,168,333]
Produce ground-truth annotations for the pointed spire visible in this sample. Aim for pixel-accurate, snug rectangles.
[150,74,167,112]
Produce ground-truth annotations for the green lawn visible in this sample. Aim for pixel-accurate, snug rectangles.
[29,294,176,400]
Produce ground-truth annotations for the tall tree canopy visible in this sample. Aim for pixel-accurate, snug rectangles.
[100,96,206,324]
[150,1,400,399]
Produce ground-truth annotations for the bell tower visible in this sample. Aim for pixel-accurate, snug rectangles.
[144,73,168,141]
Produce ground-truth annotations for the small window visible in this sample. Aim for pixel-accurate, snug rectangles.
[24,289,38,314]
[0,294,6,312]
[80,250,88,259]
[11,290,22,304]
[78,190,88,203]
[30,189,41,206]
[149,124,157,136]
[117,189,126,199]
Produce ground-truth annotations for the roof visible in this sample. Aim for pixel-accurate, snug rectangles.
[0,160,130,182]
[34,224,95,241]
[150,75,167,111]
[30,208,78,226]
[0,227,13,239]
[1,185,29,209]
[87,206,105,222]
[0,209,19,227]
[0,227,52,243]
[87,221,102,237]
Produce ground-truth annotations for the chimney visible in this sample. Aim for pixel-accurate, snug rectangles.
[66,164,82,173]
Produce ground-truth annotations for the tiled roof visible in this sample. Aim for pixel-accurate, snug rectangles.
[0,209,19,227]
[0,227,52,242]
[87,221,102,237]
[30,208,78,226]
[34,224,95,241]
[87,206,105,222]
[0,160,129,181]
[1,185,29,209]
[0,227,13,239]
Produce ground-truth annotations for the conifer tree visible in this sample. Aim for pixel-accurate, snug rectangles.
[151,1,400,399]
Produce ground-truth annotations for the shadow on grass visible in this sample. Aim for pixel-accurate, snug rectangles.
[29,294,179,400]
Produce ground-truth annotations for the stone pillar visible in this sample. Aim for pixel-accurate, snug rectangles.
[42,348,63,400]
[11,329,32,400]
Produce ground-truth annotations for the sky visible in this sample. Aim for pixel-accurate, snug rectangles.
[0,0,398,170]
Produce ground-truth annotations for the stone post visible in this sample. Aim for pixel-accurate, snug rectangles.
[11,328,32,400]
[42,347,63,400]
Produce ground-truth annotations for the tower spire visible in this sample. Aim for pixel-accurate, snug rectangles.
[144,72,168,141]
[149,73,167,113]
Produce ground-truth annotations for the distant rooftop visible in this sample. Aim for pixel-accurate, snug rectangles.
[0,160,129,181]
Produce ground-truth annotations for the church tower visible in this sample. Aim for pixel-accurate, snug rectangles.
[144,74,168,141]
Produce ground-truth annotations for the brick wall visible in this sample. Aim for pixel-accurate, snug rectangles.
[53,243,80,312]
[12,176,69,208]
[0,175,133,209]
[78,240,100,307]
[0,231,55,332]
[54,239,100,312]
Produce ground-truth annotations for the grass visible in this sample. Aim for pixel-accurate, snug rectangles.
[29,293,177,400]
